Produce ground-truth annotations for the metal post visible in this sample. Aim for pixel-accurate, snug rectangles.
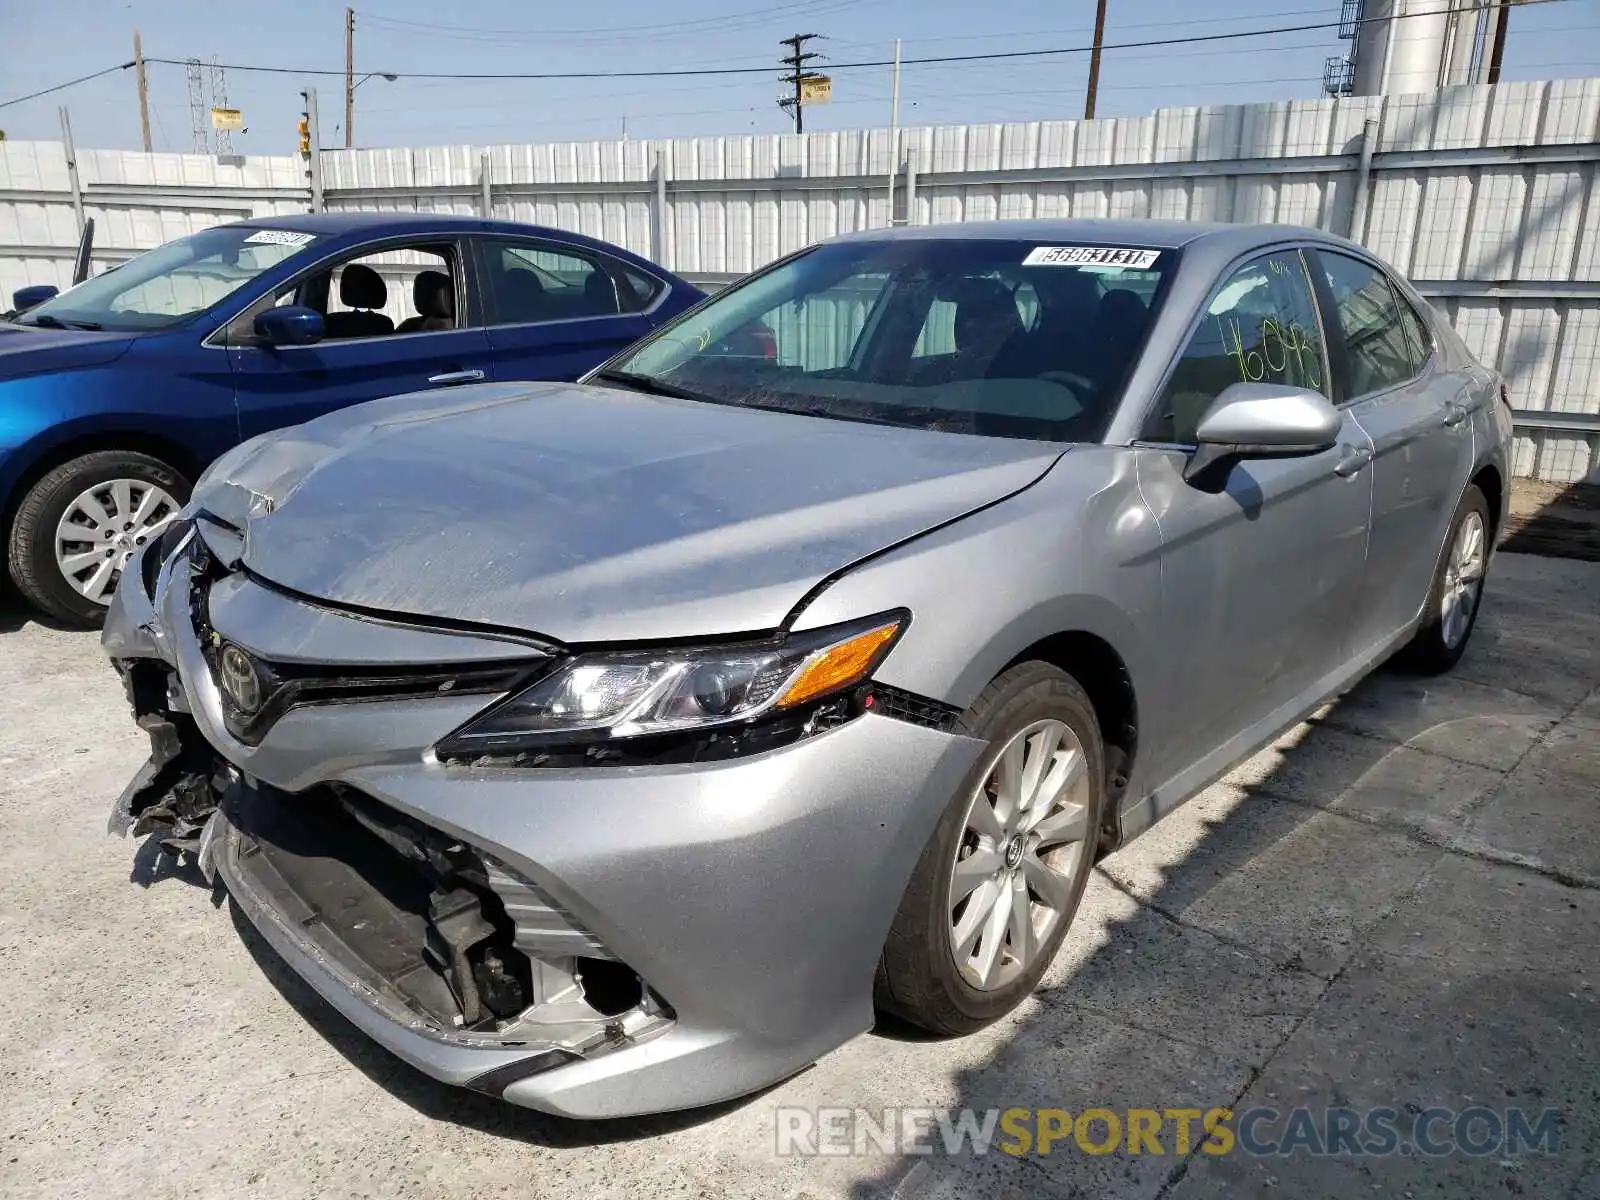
[1349,116,1379,243]
[653,148,669,269]
[133,31,153,153]
[886,37,901,226]
[479,152,492,218]
[344,7,356,150]
[305,87,324,212]
[903,148,918,226]
[59,107,85,235]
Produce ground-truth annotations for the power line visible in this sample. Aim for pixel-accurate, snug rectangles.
[136,1,1574,83]
[0,0,1581,113]
[0,62,133,110]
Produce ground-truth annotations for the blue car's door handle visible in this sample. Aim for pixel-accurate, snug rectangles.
[428,369,486,385]
[1440,402,1468,427]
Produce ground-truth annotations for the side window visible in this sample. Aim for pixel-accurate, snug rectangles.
[1315,251,1421,397]
[1146,250,1326,445]
[322,244,458,340]
[479,239,628,326]
[1396,293,1434,369]
[620,265,665,309]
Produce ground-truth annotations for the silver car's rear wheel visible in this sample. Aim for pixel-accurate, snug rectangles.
[55,478,180,605]
[947,719,1092,991]
[1398,483,1492,675]
[1440,509,1486,649]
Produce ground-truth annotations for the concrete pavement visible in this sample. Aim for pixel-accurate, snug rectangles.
[0,550,1595,1199]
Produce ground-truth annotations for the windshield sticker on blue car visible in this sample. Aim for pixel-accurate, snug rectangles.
[243,229,316,247]
[1023,246,1161,269]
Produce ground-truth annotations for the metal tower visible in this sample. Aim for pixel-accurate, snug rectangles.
[186,58,210,154]
[209,56,233,154]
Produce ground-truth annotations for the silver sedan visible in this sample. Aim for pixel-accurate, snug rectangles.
[106,219,1511,1118]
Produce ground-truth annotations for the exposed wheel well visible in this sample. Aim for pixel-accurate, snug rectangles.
[1471,463,1503,538]
[1004,631,1137,849]
[2,433,203,535]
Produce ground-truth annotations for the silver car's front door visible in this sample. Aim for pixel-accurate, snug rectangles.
[1310,250,1474,656]
[1133,248,1374,789]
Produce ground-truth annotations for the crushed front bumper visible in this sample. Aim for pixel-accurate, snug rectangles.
[104,533,985,1117]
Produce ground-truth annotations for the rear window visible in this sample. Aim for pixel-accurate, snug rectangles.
[606,239,1173,443]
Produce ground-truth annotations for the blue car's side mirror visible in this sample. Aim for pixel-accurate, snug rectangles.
[255,305,325,346]
[11,284,59,313]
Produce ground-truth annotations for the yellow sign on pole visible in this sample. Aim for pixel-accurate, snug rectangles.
[210,107,243,131]
[799,75,832,104]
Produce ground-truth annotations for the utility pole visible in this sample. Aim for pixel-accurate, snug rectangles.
[1084,0,1108,120]
[344,6,355,150]
[133,31,152,152]
[778,33,822,135]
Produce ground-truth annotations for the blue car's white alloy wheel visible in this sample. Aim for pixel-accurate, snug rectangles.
[948,717,1092,992]
[54,478,179,606]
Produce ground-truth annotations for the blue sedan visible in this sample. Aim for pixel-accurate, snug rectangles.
[0,213,703,625]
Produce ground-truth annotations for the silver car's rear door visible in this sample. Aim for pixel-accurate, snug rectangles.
[1308,249,1473,658]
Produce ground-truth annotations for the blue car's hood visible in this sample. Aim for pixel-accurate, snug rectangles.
[193,381,1063,644]
[0,323,136,377]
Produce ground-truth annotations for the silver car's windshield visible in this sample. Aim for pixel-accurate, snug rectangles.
[14,226,320,333]
[601,238,1173,442]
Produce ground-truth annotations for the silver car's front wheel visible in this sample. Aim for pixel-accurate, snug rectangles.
[875,662,1105,1036]
[948,719,1092,991]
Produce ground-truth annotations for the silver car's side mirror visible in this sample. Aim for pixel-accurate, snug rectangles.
[1184,382,1342,484]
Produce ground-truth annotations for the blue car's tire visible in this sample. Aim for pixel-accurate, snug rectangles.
[7,450,189,628]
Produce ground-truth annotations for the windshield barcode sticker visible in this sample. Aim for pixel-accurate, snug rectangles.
[1023,246,1161,269]
[243,229,316,247]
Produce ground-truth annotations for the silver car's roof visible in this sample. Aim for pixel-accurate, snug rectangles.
[830,218,1359,259]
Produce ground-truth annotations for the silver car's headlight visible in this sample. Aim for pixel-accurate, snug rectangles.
[436,611,906,763]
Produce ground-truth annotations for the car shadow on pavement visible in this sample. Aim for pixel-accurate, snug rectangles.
[834,600,1599,1199]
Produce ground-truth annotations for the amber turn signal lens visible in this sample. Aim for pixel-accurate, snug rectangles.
[775,621,901,709]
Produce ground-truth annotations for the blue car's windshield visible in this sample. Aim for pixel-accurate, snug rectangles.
[14,226,320,333]
[600,238,1173,443]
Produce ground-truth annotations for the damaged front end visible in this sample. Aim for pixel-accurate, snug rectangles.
[104,529,673,1091]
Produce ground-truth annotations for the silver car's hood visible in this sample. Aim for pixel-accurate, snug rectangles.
[194,382,1063,643]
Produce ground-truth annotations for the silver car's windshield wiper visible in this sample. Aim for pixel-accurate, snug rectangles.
[590,370,712,404]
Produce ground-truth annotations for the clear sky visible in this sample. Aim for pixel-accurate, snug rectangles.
[2,0,1595,153]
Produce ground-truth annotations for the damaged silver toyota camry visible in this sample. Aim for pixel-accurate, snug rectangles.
[106,219,1511,1118]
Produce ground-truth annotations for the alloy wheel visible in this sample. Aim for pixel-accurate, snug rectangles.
[947,718,1093,991]
[1440,509,1486,649]
[54,478,179,605]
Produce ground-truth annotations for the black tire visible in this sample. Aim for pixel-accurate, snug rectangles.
[7,450,190,628]
[875,662,1106,1035]
[1397,483,1492,675]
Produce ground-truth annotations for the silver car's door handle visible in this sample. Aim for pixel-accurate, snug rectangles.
[1441,402,1468,427]
[427,369,486,385]
[1333,445,1374,477]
